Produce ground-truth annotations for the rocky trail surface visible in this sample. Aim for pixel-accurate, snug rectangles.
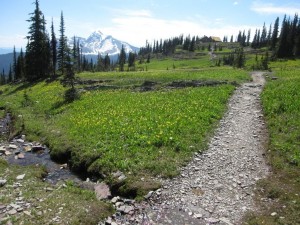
[102,72,270,225]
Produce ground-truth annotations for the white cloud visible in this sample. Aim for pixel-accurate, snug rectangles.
[233,1,239,6]
[251,2,300,15]
[100,9,257,47]
[122,9,152,18]
[0,35,27,49]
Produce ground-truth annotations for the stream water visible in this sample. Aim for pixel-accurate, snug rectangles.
[0,113,82,184]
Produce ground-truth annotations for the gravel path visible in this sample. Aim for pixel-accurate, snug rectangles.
[106,72,270,225]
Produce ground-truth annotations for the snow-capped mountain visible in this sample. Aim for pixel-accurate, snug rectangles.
[71,31,139,56]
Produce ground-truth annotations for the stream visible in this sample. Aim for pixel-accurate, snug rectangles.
[0,113,82,185]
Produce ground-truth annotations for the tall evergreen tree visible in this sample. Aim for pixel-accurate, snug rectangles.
[104,54,110,71]
[25,0,50,81]
[8,65,13,83]
[128,52,136,68]
[57,11,70,75]
[247,29,251,46]
[267,24,272,46]
[72,36,78,72]
[277,15,290,58]
[119,45,126,72]
[234,48,245,68]
[260,23,267,46]
[295,17,300,56]
[16,48,25,80]
[0,73,5,85]
[50,18,57,76]
[271,17,279,50]
[13,46,17,80]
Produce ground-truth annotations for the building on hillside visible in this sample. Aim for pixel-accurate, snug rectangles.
[199,36,222,43]
[210,36,222,42]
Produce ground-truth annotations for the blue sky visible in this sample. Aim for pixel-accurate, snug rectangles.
[0,0,300,49]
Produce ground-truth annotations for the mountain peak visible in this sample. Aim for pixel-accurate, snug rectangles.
[71,31,139,56]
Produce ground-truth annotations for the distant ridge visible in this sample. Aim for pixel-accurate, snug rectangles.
[69,30,139,56]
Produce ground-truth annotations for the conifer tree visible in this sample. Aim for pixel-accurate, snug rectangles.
[260,23,267,46]
[277,15,290,58]
[25,0,50,81]
[57,11,70,75]
[8,65,13,83]
[247,29,251,46]
[16,48,25,80]
[104,54,110,71]
[50,18,57,76]
[119,45,126,71]
[13,46,17,80]
[267,24,272,46]
[234,48,245,68]
[0,73,5,85]
[271,17,279,50]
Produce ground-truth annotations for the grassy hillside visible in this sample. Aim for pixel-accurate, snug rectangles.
[0,68,249,182]
[246,61,300,224]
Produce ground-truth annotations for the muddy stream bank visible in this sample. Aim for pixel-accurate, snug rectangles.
[0,113,82,185]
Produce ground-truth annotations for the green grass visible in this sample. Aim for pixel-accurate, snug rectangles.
[0,158,113,225]
[78,68,249,85]
[262,69,300,166]
[245,61,300,225]
[0,69,249,181]
[0,110,5,118]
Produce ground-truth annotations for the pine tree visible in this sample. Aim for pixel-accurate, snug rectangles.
[0,73,5,85]
[119,45,126,72]
[189,36,196,51]
[57,11,70,75]
[251,29,258,48]
[50,18,57,76]
[271,17,279,50]
[104,54,110,71]
[13,46,17,80]
[234,48,245,68]
[25,0,50,81]
[260,23,267,47]
[247,29,251,46]
[41,15,51,77]
[295,17,300,56]
[8,65,13,83]
[277,15,290,58]
[72,36,78,72]
[267,24,272,47]
[77,39,81,72]
[16,48,25,80]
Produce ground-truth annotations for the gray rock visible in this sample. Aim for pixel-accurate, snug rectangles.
[94,182,111,200]
[144,191,153,199]
[7,209,17,215]
[206,217,220,224]
[9,144,18,149]
[16,174,25,180]
[111,196,120,204]
[0,179,7,187]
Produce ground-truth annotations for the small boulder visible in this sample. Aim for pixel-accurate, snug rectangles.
[94,182,111,200]
[9,144,18,149]
[0,179,7,187]
[17,153,25,159]
[16,174,25,180]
